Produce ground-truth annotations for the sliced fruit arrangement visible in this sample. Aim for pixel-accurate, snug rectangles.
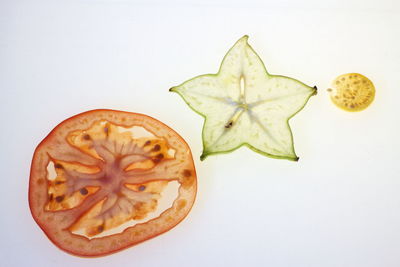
[171,35,316,161]
[328,73,375,112]
[29,109,197,257]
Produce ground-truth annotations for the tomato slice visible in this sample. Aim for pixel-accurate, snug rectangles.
[29,110,197,257]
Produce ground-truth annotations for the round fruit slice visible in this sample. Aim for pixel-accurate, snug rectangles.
[170,35,316,161]
[328,73,375,112]
[29,109,197,257]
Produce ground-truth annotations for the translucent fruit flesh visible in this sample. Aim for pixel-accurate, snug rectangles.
[29,110,197,257]
[328,73,375,112]
[171,36,316,161]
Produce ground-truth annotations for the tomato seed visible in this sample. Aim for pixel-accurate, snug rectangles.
[55,195,64,202]
[83,134,91,140]
[152,153,164,163]
[144,140,151,146]
[138,185,146,191]
[152,144,161,152]
[54,163,64,169]
[80,188,88,195]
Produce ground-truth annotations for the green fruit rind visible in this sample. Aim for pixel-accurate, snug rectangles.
[170,35,316,161]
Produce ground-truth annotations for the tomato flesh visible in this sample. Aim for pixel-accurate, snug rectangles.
[29,110,197,257]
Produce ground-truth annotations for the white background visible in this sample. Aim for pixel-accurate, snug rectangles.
[1,0,400,266]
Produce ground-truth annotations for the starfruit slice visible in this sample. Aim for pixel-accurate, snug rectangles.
[170,36,316,161]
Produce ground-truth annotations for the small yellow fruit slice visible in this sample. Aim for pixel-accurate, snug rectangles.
[328,73,375,112]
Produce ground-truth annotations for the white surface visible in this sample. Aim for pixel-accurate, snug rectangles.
[1,0,400,266]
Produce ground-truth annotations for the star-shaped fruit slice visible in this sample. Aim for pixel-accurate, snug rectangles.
[170,36,316,161]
